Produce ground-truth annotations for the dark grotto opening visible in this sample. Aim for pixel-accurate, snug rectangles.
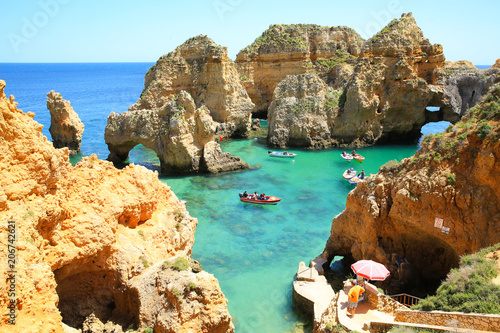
[54,261,138,330]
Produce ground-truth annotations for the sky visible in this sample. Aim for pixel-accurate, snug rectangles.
[1,0,499,65]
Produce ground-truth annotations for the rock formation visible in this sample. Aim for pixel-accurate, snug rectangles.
[46,90,84,152]
[130,35,254,138]
[492,58,500,69]
[236,24,364,114]
[242,14,499,149]
[322,84,500,296]
[267,73,340,148]
[0,80,234,333]
[332,13,448,145]
[106,90,249,175]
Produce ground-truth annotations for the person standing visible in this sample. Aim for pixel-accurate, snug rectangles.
[347,279,365,318]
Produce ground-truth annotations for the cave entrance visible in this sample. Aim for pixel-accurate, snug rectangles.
[55,261,138,330]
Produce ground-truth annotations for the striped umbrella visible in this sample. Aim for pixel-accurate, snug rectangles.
[351,260,390,281]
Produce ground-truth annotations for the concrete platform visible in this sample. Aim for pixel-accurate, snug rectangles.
[337,287,395,332]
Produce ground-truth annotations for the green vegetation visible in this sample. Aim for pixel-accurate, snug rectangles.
[23,209,35,220]
[315,50,356,71]
[173,208,184,221]
[139,255,149,268]
[447,173,456,184]
[187,282,197,292]
[137,230,145,239]
[163,257,190,272]
[414,243,500,314]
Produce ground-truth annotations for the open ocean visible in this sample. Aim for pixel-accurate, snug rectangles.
[0,62,476,332]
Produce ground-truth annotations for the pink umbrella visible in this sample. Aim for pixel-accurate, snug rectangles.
[351,260,390,281]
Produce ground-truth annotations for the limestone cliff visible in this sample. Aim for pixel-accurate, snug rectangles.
[46,90,84,152]
[492,58,500,69]
[236,24,363,114]
[323,84,500,295]
[0,80,234,333]
[267,73,340,148]
[106,90,249,175]
[130,35,254,138]
[332,13,448,146]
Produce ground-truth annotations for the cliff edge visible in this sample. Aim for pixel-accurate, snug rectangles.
[0,80,234,333]
[323,83,500,295]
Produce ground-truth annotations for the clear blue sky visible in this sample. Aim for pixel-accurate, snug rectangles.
[1,0,499,65]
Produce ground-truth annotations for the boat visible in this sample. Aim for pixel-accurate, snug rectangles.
[343,169,357,180]
[348,177,362,185]
[268,151,296,158]
[239,193,281,205]
[340,153,353,161]
[353,154,365,162]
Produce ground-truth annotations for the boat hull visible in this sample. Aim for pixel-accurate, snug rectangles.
[343,170,356,179]
[340,153,353,161]
[240,196,281,205]
[269,152,296,158]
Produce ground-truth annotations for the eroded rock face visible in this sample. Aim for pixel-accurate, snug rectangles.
[333,13,447,145]
[46,90,84,151]
[267,74,340,148]
[130,35,254,138]
[323,85,500,296]
[0,80,234,333]
[236,24,364,114]
[106,90,248,174]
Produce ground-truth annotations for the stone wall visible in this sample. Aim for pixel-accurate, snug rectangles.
[396,309,500,332]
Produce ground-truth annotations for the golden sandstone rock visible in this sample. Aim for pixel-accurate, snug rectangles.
[0,80,234,333]
[323,84,500,296]
[130,35,254,138]
[46,90,85,152]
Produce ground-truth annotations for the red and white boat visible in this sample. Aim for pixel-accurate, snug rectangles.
[239,193,281,205]
[343,169,357,180]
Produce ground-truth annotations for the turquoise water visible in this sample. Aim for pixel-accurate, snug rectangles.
[161,139,418,332]
[0,63,444,333]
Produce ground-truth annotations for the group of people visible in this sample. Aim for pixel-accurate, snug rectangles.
[341,150,359,157]
[242,191,267,200]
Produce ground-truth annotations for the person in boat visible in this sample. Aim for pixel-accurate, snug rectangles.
[351,150,356,156]
[243,191,248,197]
[342,151,347,157]
[259,193,266,200]
[358,169,365,179]
[253,192,259,199]
[283,151,288,155]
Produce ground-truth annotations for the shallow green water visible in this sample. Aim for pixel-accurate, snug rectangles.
[159,138,419,333]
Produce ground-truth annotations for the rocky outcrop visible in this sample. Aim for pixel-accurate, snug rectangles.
[0,80,234,333]
[332,13,447,145]
[322,84,500,296]
[442,66,500,118]
[130,35,254,138]
[267,73,340,148]
[236,24,364,114]
[106,90,248,174]
[492,58,500,69]
[46,90,84,152]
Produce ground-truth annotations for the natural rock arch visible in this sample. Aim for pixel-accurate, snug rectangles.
[105,91,248,175]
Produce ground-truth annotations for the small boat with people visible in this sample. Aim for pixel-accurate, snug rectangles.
[268,151,297,158]
[340,151,353,161]
[343,168,357,180]
[350,150,365,162]
[348,169,366,184]
[239,191,281,205]
[353,154,365,162]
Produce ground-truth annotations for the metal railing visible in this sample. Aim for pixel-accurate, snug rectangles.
[390,293,422,307]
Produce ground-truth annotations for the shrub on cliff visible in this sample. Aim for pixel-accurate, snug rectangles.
[414,243,500,314]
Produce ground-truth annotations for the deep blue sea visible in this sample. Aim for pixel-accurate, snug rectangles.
[0,63,476,332]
